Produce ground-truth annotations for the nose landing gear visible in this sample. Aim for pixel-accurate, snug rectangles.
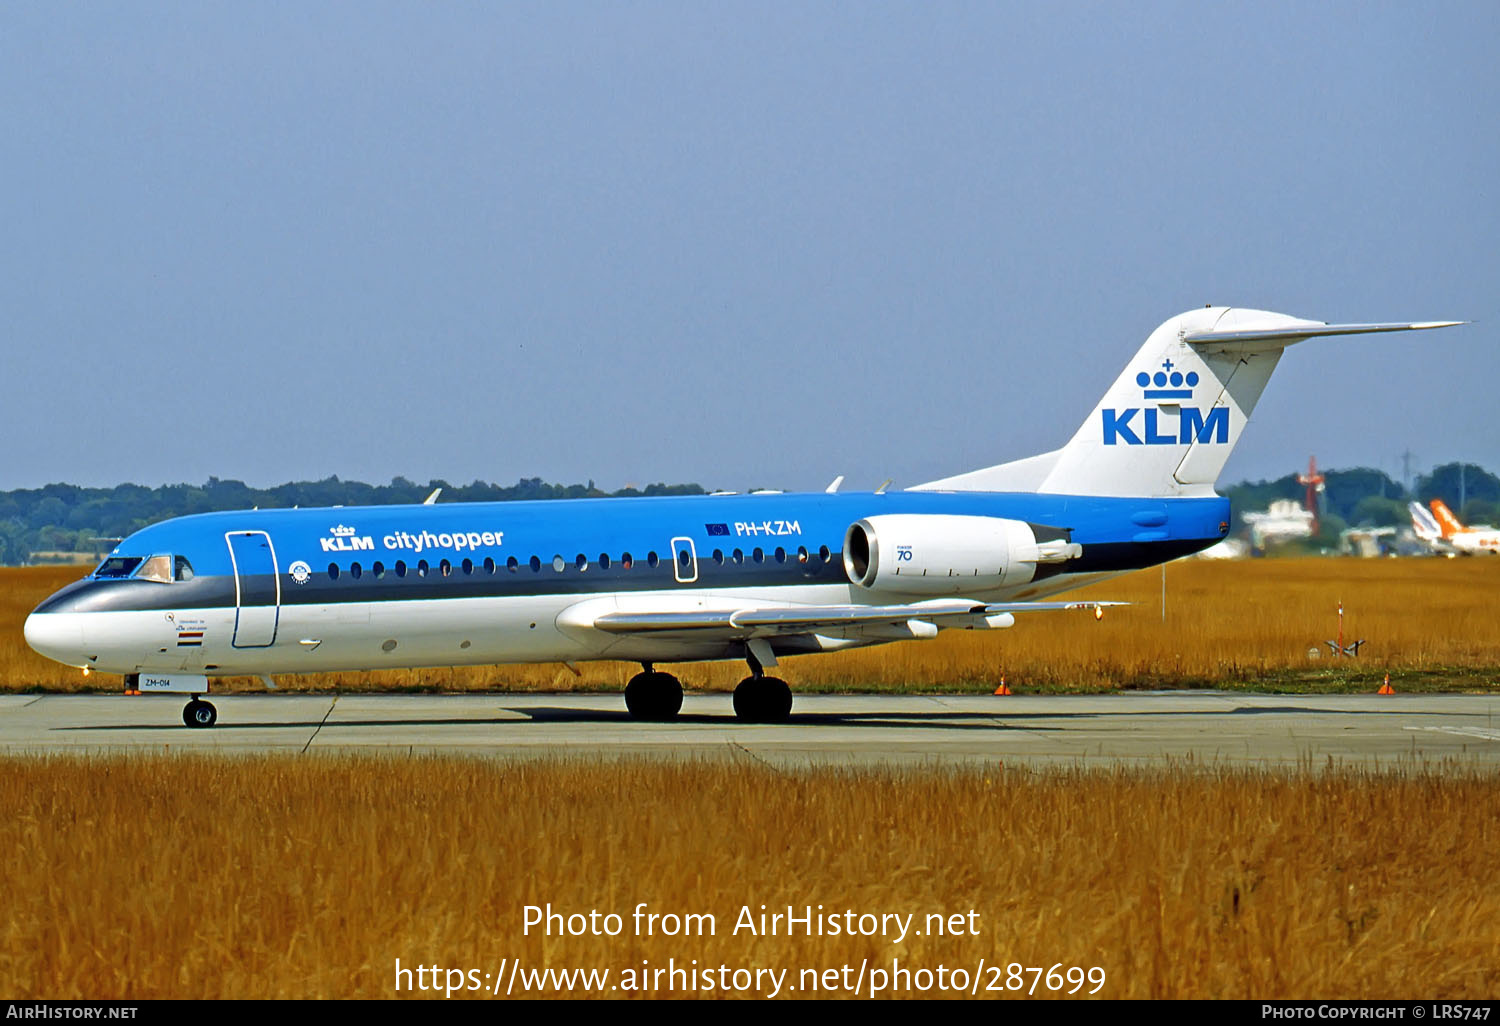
[183,697,217,728]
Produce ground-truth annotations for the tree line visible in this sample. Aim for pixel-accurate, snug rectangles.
[0,476,705,565]
[1,464,1496,564]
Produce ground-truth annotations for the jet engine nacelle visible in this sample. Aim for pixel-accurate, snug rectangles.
[843,514,1080,595]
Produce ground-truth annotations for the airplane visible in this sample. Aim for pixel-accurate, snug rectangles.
[1192,537,1249,560]
[1408,500,1449,550]
[1241,499,1315,550]
[1427,498,1500,555]
[24,307,1463,727]
[1338,526,1396,559]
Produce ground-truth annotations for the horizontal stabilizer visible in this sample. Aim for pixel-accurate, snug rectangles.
[1185,320,1464,351]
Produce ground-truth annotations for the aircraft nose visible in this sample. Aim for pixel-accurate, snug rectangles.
[23,611,87,667]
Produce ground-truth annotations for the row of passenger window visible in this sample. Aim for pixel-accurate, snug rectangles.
[711,544,833,566]
[322,545,835,581]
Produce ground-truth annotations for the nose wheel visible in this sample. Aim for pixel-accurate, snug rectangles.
[624,664,683,721]
[183,698,217,728]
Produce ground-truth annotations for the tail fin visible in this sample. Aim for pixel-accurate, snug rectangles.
[1429,499,1466,538]
[914,308,1462,497]
[1409,501,1442,541]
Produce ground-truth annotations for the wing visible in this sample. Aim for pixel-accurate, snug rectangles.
[592,599,1122,641]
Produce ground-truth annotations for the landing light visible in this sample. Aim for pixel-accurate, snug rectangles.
[1094,605,1104,621]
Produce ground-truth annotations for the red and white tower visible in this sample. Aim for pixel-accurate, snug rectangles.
[1297,455,1326,534]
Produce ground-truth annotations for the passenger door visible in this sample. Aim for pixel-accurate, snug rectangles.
[226,531,280,647]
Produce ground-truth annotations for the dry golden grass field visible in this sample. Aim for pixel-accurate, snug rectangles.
[4,558,1497,694]
[3,754,1496,999]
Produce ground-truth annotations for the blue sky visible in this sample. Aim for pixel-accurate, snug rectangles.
[2,2,1494,493]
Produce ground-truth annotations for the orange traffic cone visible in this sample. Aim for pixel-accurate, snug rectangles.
[1377,673,1395,695]
[993,676,1012,696]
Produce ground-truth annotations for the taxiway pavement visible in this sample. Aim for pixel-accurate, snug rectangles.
[2,692,1498,769]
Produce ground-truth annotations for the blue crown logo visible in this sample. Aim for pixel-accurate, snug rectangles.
[1136,359,1199,400]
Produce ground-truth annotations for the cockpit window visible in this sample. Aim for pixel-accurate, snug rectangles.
[95,554,194,581]
[94,556,142,578]
[135,555,173,583]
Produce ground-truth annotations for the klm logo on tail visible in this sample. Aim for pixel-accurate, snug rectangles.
[1102,359,1228,446]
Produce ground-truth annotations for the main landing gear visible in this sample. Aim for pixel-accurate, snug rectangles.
[624,664,684,721]
[733,652,793,724]
[621,652,795,724]
[182,697,217,728]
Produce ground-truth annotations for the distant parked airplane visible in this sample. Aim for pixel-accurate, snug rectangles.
[25,307,1462,727]
[1242,499,1315,550]
[1409,501,1446,547]
[1427,499,1500,555]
